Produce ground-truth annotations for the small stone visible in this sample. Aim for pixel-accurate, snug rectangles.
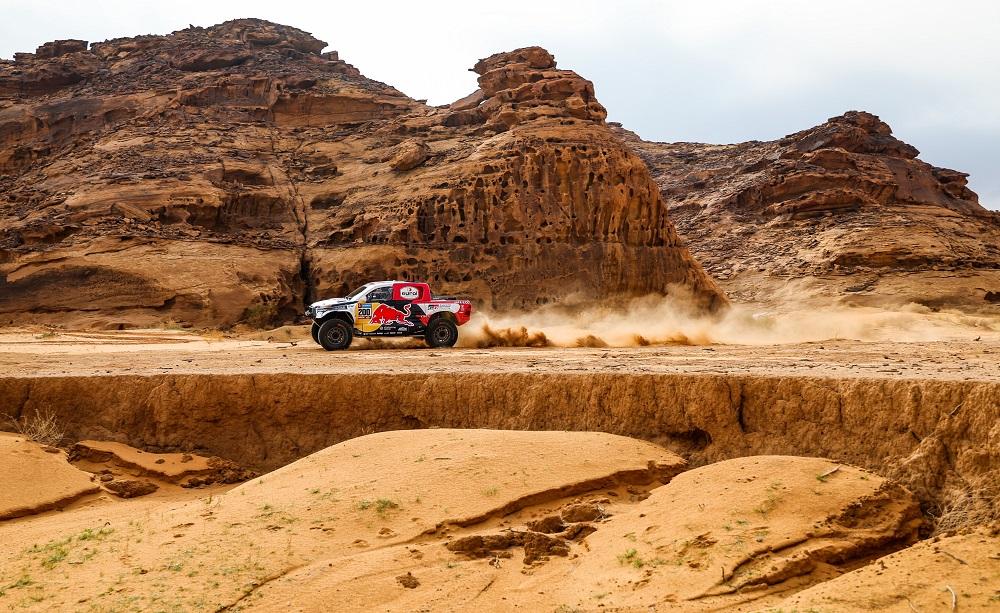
[396,572,419,589]
[105,479,158,498]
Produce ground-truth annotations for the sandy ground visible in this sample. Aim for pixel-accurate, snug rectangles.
[1,327,998,382]
[1,325,998,611]
[0,433,99,520]
[6,429,991,613]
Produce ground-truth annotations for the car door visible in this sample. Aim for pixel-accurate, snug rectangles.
[390,283,426,334]
[354,285,393,335]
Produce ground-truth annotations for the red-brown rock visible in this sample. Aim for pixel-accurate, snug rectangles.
[617,112,1000,309]
[0,20,724,328]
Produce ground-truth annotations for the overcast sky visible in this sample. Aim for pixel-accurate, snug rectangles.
[2,0,997,209]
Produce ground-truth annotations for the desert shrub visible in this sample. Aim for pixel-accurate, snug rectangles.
[933,478,1000,534]
[242,300,280,329]
[3,410,65,446]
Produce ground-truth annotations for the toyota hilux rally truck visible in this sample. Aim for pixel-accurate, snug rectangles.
[305,281,472,350]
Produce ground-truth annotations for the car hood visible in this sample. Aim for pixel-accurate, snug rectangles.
[310,297,353,309]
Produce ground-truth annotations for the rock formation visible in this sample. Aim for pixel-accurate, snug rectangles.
[616,112,1000,309]
[0,19,724,328]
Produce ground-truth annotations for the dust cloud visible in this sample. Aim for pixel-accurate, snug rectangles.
[459,289,1000,349]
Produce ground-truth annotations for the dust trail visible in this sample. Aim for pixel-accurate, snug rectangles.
[350,337,426,350]
[459,288,1000,348]
[472,325,550,348]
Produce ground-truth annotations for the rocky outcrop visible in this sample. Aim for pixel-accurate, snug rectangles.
[0,21,723,328]
[617,112,1000,309]
[449,46,608,128]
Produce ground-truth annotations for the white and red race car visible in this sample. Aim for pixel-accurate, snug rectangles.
[305,281,472,350]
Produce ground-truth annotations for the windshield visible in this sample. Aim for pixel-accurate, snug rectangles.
[345,284,370,300]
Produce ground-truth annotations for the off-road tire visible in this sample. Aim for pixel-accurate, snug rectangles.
[310,321,321,345]
[425,317,458,348]
[318,319,353,351]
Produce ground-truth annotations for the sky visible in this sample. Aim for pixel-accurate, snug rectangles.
[2,0,997,209]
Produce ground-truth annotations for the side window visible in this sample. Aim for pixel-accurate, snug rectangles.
[366,286,391,302]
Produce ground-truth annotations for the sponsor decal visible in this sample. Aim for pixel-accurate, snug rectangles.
[399,285,420,300]
[358,304,372,319]
[370,303,413,326]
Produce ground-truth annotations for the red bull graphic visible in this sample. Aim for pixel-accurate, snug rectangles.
[369,303,413,326]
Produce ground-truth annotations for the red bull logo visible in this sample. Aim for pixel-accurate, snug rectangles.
[369,303,413,326]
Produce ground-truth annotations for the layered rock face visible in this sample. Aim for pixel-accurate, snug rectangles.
[0,20,723,328]
[618,112,1000,309]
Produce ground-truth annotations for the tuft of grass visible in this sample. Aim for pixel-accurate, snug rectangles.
[78,527,114,542]
[375,499,399,516]
[482,487,499,497]
[42,546,69,569]
[754,482,785,518]
[0,575,34,597]
[28,536,73,569]
[617,548,645,568]
[356,498,400,517]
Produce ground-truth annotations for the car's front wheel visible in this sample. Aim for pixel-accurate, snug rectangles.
[310,321,320,345]
[318,319,353,351]
[425,317,458,348]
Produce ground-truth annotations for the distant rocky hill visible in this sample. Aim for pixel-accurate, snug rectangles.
[616,112,1000,310]
[0,19,724,328]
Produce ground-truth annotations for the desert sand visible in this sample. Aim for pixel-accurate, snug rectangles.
[3,427,990,612]
[1,322,999,611]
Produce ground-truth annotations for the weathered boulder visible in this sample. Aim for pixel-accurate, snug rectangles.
[388,139,430,171]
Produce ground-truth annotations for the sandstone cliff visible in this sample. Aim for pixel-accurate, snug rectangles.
[616,112,1000,310]
[0,19,724,328]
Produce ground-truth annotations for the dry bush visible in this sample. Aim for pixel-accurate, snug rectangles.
[200,328,228,340]
[3,410,66,447]
[242,301,280,329]
[932,479,1000,534]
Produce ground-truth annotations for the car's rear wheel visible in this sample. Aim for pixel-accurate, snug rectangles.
[318,319,353,351]
[310,321,320,345]
[425,317,458,348]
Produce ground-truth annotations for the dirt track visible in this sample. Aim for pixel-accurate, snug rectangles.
[2,328,998,381]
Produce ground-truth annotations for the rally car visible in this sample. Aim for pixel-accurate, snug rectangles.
[305,281,473,350]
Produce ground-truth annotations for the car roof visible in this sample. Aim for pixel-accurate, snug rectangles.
[366,280,422,288]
